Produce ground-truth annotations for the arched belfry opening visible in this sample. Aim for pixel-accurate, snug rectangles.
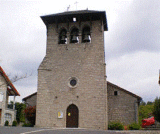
[70,28,79,43]
[82,26,91,43]
[66,104,79,128]
[59,29,67,44]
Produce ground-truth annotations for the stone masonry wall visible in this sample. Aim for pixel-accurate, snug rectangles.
[0,74,7,126]
[36,20,108,130]
[107,82,139,125]
[0,73,17,126]
[24,94,37,107]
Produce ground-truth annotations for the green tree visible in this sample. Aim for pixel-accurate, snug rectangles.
[140,101,146,106]
[147,101,153,105]
[139,101,154,125]
[8,101,26,123]
[15,102,26,123]
[153,97,160,122]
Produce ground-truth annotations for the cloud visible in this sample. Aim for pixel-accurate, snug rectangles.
[1,0,160,103]
[105,0,160,59]
[107,51,160,102]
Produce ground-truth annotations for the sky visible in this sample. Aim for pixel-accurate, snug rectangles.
[0,0,160,103]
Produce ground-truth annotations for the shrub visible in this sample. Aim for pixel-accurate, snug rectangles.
[128,123,141,130]
[22,123,34,127]
[12,120,17,126]
[108,121,124,130]
[124,126,129,130]
[4,120,9,126]
[24,106,36,125]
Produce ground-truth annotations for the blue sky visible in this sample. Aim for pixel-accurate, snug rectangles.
[0,0,160,102]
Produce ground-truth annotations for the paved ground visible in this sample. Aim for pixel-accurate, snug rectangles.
[0,127,160,134]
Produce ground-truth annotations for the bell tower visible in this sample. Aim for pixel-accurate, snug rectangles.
[36,10,108,130]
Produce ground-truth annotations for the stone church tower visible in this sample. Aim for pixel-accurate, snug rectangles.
[36,10,108,130]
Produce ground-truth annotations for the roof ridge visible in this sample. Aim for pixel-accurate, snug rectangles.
[41,10,105,17]
[107,81,142,100]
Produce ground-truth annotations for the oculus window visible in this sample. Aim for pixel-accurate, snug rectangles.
[69,77,78,88]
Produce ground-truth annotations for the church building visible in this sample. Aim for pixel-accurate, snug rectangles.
[33,10,141,130]
[36,10,108,130]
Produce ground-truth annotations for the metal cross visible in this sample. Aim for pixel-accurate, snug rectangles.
[74,1,78,10]
[67,5,70,11]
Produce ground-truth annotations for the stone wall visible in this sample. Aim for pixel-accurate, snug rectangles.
[23,93,37,107]
[107,82,139,125]
[25,81,141,127]
[36,19,107,130]
[0,74,7,126]
[0,73,17,126]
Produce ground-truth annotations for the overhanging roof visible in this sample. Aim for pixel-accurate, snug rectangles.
[41,10,108,31]
[0,66,20,96]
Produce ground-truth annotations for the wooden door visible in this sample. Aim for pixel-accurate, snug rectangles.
[66,104,79,128]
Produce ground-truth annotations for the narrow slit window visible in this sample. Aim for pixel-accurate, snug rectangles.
[114,91,118,96]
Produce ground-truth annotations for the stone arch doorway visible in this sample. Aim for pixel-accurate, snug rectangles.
[66,104,79,128]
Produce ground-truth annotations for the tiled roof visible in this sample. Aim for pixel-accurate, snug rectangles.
[0,66,20,96]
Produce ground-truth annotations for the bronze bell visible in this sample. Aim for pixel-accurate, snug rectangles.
[83,34,90,42]
[60,35,66,44]
[72,35,78,43]
[61,35,66,41]
[59,31,67,44]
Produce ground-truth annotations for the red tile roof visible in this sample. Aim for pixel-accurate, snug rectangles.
[0,66,20,96]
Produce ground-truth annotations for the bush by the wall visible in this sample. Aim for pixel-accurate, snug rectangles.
[24,106,36,125]
[128,123,141,130]
[12,121,17,126]
[108,121,124,130]
[4,120,9,126]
